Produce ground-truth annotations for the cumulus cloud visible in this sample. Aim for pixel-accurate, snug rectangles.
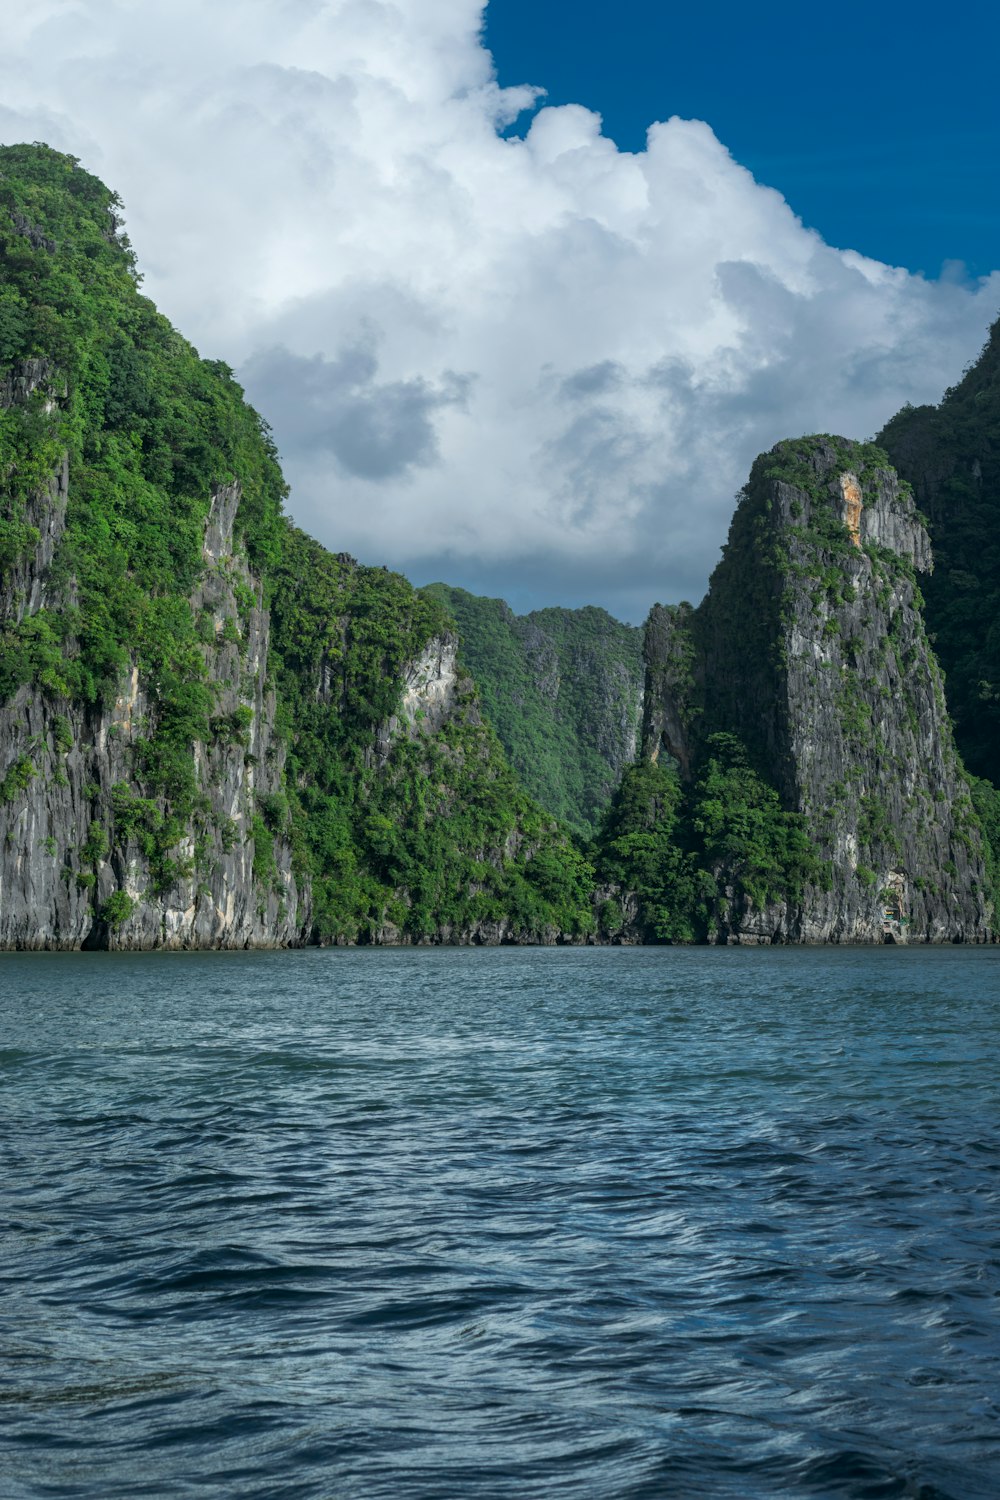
[242,339,471,479]
[1,0,997,618]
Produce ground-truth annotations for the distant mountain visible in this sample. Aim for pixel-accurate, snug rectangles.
[421,585,643,838]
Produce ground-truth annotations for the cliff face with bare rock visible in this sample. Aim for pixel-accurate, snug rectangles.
[0,445,303,949]
[639,436,990,943]
[0,145,597,949]
[2,146,995,950]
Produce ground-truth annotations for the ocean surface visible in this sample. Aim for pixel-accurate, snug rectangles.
[1,947,999,1499]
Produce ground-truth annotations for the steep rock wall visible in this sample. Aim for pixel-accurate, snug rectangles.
[643,437,990,943]
[0,459,304,949]
[641,602,698,776]
[367,632,469,771]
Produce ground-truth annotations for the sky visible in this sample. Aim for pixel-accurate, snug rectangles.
[1,0,998,621]
[487,1,1000,282]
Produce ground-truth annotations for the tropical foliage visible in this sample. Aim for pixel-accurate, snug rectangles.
[880,319,1000,787]
[0,144,595,942]
[0,143,285,856]
[423,584,642,837]
[593,735,824,941]
[268,532,596,941]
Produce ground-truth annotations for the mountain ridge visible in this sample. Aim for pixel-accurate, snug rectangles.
[0,143,995,947]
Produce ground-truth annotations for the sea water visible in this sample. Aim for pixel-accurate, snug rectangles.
[1,947,998,1498]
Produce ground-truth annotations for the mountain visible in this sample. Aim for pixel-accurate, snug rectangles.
[878,319,1000,787]
[420,585,643,837]
[599,436,992,943]
[0,144,992,948]
[0,144,594,948]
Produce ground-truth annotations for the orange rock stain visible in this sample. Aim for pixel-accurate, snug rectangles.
[840,473,862,546]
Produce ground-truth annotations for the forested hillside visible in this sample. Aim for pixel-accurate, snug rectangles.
[0,144,993,948]
[268,534,595,942]
[422,584,642,837]
[879,320,1000,786]
[0,144,594,947]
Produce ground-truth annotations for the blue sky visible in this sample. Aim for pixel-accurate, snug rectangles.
[487,0,1000,280]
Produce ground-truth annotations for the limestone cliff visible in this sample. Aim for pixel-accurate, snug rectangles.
[0,146,599,950]
[641,601,698,776]
[0,427,591,950]
[0,373,302,948]
[365,631,469,771]
[641,436,990,943]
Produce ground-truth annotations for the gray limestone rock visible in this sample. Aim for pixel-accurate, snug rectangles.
[0,472,306,950]
[642,436,990,944]
[641,602,698,777]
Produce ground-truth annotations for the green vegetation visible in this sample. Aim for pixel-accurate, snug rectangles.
[0,753,34,804]
[100,890,135,926]
[0,143,286,878]
[51,713,72,752]
[422,584,642,837]
[690,734,825,911]
[880,318,1000,787]
[271,534,595,942]
[594,735,824,942]
[0,144,596,941]
[594,760,702,942]
[79,820,109,864]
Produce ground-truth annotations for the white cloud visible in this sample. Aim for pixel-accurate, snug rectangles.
[1,0,997,619]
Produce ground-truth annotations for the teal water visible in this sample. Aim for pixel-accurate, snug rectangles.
[1,947,999,1498]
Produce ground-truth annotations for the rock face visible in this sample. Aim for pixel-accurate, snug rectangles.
[0,450,304,948]
[399,636,459,733]
[643,436,990,943]
[368,633,469,769]
[641,602,697,776]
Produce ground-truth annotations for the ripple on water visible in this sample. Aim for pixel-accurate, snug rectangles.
[1,946,999,1499]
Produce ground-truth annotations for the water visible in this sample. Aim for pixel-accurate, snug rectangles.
[1,947,999,1499]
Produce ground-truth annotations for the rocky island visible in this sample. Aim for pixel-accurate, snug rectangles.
[632,438,989,942]
[0,145,996,947]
